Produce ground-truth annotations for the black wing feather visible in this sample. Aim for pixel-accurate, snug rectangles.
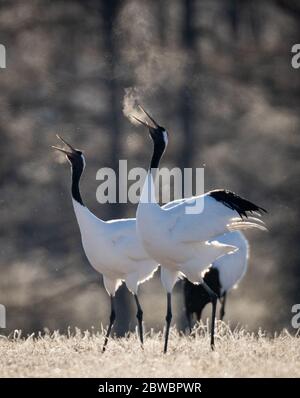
[209,189,267,218]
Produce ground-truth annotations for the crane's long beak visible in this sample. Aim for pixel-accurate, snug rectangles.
[51,146,72,155]
[51,135,76,156]
[129,105,160,129]
[129,114,150,127]
[56,134,76,151]
[138,105,159,128]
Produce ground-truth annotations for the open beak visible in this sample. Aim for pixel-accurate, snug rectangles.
[51,134,76,156]
[138,105,159,128]
[129,114,150,128]
[129,104,160,129]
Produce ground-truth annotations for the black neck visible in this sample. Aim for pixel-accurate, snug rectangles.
[71,165,84,206]
[150,141,166,171]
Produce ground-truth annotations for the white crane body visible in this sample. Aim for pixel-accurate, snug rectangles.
[137,172,258,285]
[72,199,157,294]
[212,230,249,295]
[52,135,158,351]
[131,105,266,352]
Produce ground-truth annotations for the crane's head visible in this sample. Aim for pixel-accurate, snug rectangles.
[130,105,168,149]
[52,135,86,172]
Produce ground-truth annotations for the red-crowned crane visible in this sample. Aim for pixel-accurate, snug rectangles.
[133,106,266,353]
[184,231,249,331]
[52,135,158,352]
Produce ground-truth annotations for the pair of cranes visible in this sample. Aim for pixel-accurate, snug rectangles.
[52,106,266,353]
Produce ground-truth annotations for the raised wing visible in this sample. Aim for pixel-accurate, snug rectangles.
[162,190,266,245]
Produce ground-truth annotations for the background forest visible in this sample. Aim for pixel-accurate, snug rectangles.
[0,0,299,336]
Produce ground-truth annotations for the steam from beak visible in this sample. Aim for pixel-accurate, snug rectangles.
[122,88,161,129]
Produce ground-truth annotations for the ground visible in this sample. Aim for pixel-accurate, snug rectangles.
[1,323,299,378]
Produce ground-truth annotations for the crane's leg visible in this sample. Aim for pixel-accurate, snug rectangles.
[161,267,178,353]
[196,311,202,322]
[102,295,116,353]
[220,292,227,321]
[186,308,192,334]
[202,282,218,350]
[134,294,144,347]
[164,292,172,353]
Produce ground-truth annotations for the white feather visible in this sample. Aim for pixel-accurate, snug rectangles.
[72,199,158,296]
[211,231,249,295]
[137,172,265,293]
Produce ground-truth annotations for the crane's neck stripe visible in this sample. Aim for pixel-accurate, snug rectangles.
[150,140,166,170]
[71,164,84,206]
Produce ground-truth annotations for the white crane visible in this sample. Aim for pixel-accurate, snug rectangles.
[184,231,249,330]
[132,106,267,353]
[52,135,158,352]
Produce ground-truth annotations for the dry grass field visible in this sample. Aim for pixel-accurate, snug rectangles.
[1,323,300,378]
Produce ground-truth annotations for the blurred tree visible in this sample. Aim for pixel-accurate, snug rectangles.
[100,0,133,336]
[178,0,197,171]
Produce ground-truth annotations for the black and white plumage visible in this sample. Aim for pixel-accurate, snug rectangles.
[184,231,249,330]
[52,135,158,351]
[209,190,266,219]
[133,106,266,353]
